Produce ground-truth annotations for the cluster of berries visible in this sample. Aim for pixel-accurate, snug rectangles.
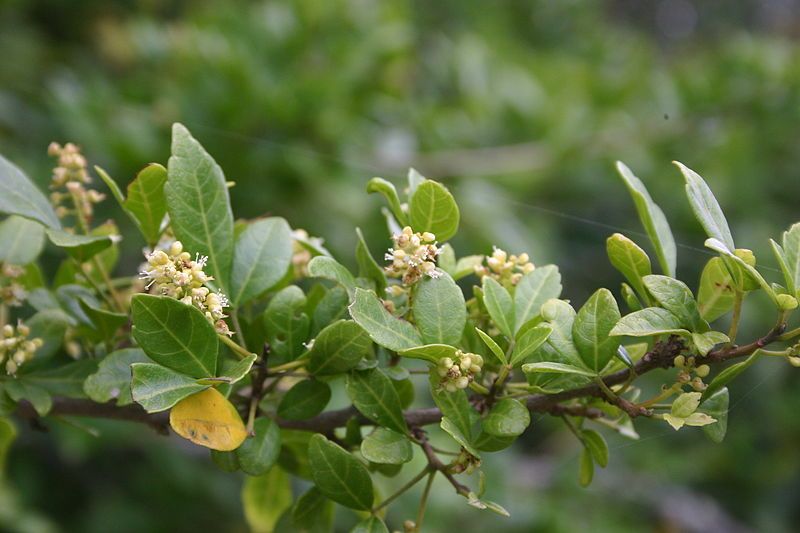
[140,241,231,336]
[1,322,43,375]
[436,350,483,392]
[48,142,105,224]
[474,247,534,288]
[385,227,441,286]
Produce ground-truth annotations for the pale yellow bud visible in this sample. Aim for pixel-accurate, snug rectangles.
[17,324,30,337]
[421,232,436,242]
[695,365,710,378]
[456,376,470,389]
[170,241,184,256]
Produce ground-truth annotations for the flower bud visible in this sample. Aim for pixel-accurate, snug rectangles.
[695,364,710,378]
[734,248,756,267]
[2,325,14,338]
[456,376,470,389]
[170,241,184,256]
[17,324,30,337]
[673,355,685,368]
[777,293,798,311]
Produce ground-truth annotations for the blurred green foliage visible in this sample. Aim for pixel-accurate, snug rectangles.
[2,0,800,531]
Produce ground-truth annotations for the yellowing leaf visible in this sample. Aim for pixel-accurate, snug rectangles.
[169,387,247,451]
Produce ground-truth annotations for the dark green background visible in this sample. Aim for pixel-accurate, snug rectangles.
[2,0,799,531]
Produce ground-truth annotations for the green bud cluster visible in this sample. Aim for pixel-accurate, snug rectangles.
[385,226,441,286]
[474,247,534,288]
[436,350,483,392]
[673,354,710,392]
[48,142,105,223]
[1,322,43,375]
[1,263,27,307]
[450,447,481,475]
[140,241,231,336]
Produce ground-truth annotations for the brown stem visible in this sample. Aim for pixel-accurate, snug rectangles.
[13,325,785,435]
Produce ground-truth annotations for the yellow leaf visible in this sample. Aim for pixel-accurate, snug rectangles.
[169,388,247,451]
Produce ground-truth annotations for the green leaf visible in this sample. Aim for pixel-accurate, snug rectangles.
[366,177,407,226]
[131,294,218,378]
[308,434,374,511]
[510,324,553,367]
[25,309,70,360]
[700,387,729,443]
[98,164,169,246]
[211,450,240,472]
[482,277,514,338]
[398,343,456,364]
[582,429,609,467]
[307,256,357,299]
[231,217,293,306]
[483,398,530,438]
[263,286,309,364]
[204,354,256,385]
[312,286,349,335]
[236,418,281,476]
[620,283,643,312]
[4,380,51,416]
[84,348,151,405]
[778,223,800,297]
[165,123,234,291]
[535,299,583,368]
[522,361,597,378]
[643,275,707,332]
[701,351,760,401]
[0,154,60,229]
[355,228,387,293]
[475,328,507,365]
[79,298,128,341]
[440,416,480,457]
[0,417,16,477]
[130,363,208,412]
[277,380,331,420]
[615,161,676,276]
[292,486,335,532]
[45,229,112,262]
[514,265,562,332]
[697,257,736,322]
[123,164,169,246]
[691,331,729,356]
[579,447,594,487]
[308,320,371,375]
[573,289,621,373]
[408,179,460,241]
[413,272,466,345]
[349,288,422,352]
[242,467,292,533]
[675,161,735,252]
[360,428,412,465]
[606,233,651,299]
[350,516,389,533]
[705,238,777,303]
[610,307,687,337]
[346,368,407,434]
[18,359,96,398]
[429,374,477,439]
[0,215,46,265]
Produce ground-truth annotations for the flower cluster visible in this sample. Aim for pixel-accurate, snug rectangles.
[436,350,483,392]
[140,241,231,336]
[450,447,482,475]
[1,264,27,307]
[291,229,313,278]
[48,142,105,224]
[385,226,441,286]
[673,354,710,392]
[474,247,534,288]
[1,322,43,375]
